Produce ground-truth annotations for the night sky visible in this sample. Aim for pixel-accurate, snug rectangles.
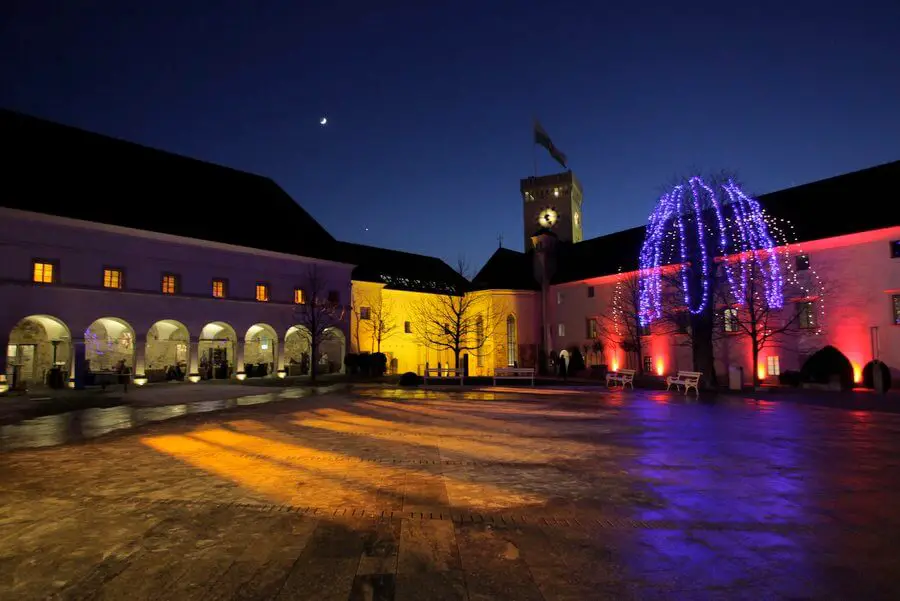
[3,1,899,271]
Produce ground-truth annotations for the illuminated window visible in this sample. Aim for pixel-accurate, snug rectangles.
[723,308,739,332]
[795,254,810,271]
[161,273,178,294]
[767,356,781,376]
[360,307,371,320]
[558,323,566,337]
[557,291,563,304]
[587,286,595,298]
[893,295,900,326]
[506,315,517,366]
[586,318,598,338]
[32,260,55,284]
[328,290,340,304]
[798,301,816,329]
[256,283,269,302]
[404,321,411,334]
[294,288,306,304]
[212,279,226,298]
[891,240,900,258]
[104,268,123,289]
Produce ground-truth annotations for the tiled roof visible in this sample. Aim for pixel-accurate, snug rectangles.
[473,160,900,288]
[471,248,539,291]
[1,109,341,261]
[337,242,468,294]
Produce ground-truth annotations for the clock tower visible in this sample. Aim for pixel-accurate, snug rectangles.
[520,170,583,251]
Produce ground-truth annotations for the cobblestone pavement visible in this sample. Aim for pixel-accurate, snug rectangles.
[3,387,900,600]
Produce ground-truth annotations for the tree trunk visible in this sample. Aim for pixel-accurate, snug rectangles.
[310,340,318,383]
[691,314,717,389]
[635,337,644,376]
[454,349,460,369]
[751,344,760,388]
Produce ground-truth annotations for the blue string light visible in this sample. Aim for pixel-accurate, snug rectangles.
[638,178,785,325]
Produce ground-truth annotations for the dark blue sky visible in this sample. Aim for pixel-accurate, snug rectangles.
[3,1,898,270]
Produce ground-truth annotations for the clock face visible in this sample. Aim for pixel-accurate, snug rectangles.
[537,207,558,228]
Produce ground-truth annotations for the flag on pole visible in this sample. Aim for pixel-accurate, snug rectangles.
[533,120,567,169]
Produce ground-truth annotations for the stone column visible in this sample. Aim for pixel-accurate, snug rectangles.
[275,339,286,377]
[188,337,200,382]
[0,330,8,392]
[234,340,246,379]
[133,334,147,385]
[70,337,86,389]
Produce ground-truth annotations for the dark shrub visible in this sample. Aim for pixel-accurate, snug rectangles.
[538,349,548,375]
[567,347,586,373]
[801,346,854,391]
[343,353,359,375]
[356,353,372,375]
[862,361,892,391]
[371,353,388,376]
[778,370,802,387]
[399,371,421,386]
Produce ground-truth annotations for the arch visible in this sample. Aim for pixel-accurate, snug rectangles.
[199,321,237,380]
[320,327,346,375]
[145,319,190,381]
[285,325,312,376]
[8,315,72,388]
[244,323,278,378]
[506,314,518,367]
[85,316,136,372]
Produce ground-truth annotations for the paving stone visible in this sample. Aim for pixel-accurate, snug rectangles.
[1,387,899,599]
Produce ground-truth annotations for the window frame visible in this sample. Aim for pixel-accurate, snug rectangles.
[212,278,228,299]
[723,307,739,333]
[797,301,816,329]
[404,321,412,334]
[892,294,900,326]
[103,266,125,290]
[31,258,58,285]
[160,272,179,295]
[293,288,306,305]
[766,355,781,376]
[587,286,595,298]
[558,323,566,337]
[359,306,371,320]
[255,282,270,302]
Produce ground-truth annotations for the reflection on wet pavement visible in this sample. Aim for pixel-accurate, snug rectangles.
[2,386,900,599]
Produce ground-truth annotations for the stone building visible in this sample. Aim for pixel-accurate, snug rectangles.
[1,108,898,391]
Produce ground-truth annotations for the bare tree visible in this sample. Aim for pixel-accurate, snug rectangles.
[292,265,347,383]
[721,252,824,387]
[409,259,503,369]
[362,291,398,353]
[598,271,645,374]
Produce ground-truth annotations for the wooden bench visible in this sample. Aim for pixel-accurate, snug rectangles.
[666,370,702,396]
[423,367,464,386]
[493,367,535,386]
[606,369,636,389]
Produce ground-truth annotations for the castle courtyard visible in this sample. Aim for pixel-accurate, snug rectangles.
[2,387,900,600]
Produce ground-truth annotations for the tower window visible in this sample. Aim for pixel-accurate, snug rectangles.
[256,283,270,302]
[796,254,810,271]
[587,286,594,298]
[32,260,56,284]
[328,290,340,304]
[404,321,412,334]
[360,307,371,320]
[212,279,227,298]
[767,356,781,376]
[558,323,566,337]
[104,268,124,290]
[294,288,306,304]
[891,240,900,258]
[892,295,900,326]
[161,273,178,294]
